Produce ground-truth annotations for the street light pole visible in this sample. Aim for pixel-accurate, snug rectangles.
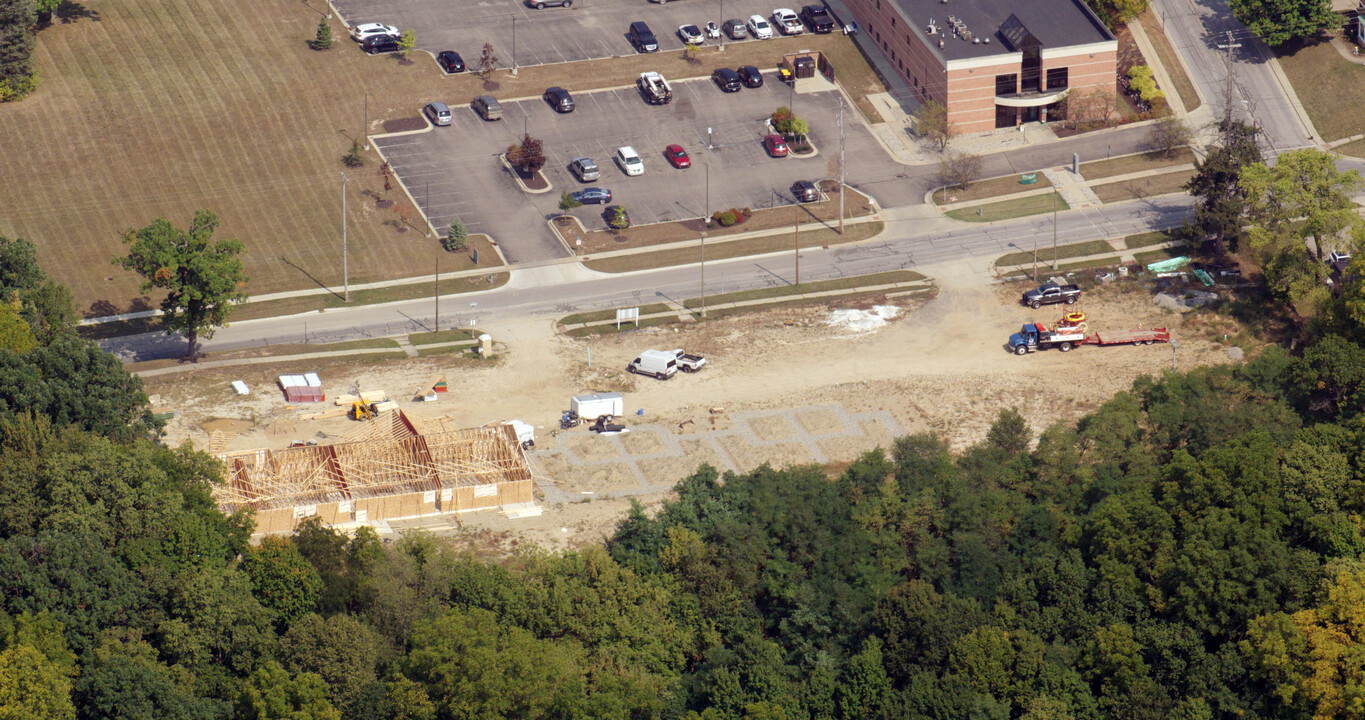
[838,96,845,235]
[793,202,800,285]
[1170,339,1178,370]
[719,0,725,50]
[1052,188,1058,270]
[700,230,707,317]
[363,92,371,141]
[512,17,518,76]
[341,172,350,302]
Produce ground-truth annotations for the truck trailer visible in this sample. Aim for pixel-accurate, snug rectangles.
[1008,321,1169,355]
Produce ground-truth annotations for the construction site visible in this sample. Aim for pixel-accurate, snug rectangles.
[212,408,536,536]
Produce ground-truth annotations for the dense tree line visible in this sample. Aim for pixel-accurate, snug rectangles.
[6,230,1365,718]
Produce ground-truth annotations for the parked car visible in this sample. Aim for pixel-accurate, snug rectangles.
[747,15,774,38]
[772,8,803,34]
[792,180,819,202]
[471,95,502,120]
[543,87,575,112]
[362,34,400,54]
[351,23,398,42]
[737,65,764,87]
[801,4,835,32]
[763,134,789,157]
[436,51,465,73]
[712,67,742,92]
[664,144,691,169]
[615,146,644,176]
[526,0,572,7]
[574,187,613,204]
[423,102,452,126]
[629,21,659,52]
[569,157,600,182]
[678,24,705,44]
[722,18,748,39]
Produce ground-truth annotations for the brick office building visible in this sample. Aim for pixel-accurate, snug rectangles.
[845,0,1117,133]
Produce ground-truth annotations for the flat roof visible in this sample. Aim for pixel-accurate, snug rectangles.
[894,0,1115,61]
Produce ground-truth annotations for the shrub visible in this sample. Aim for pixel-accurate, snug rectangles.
[443,219,468,251]
[0,72,38,103]
[715,211,738,227]
[558,191,582,213]
[771,106,793,134]
[1127,65,1164,104]
[608,207,630,230]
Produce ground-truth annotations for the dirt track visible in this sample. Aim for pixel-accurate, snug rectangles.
[147,262,1234,548]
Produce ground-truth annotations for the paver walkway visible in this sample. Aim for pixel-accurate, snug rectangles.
[531,402,904,503]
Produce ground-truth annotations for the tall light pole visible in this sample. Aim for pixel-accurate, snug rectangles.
[719,0,725,50]
[363,92,371,141]
[512,17,518,76]
[341,172,350,301]
[838,97,845,234]
[1051,188,1058,270]
[793,202,800,285]
[700,229,707,317]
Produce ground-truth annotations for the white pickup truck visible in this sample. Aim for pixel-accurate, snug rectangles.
[637,72,673,104]
[672,349,706,372]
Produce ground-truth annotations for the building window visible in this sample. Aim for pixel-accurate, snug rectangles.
[891,16,896,27]
[891,50,897,61]
[1047,67,1069,90]
[994,73,1017,95]
[913,76,919,88]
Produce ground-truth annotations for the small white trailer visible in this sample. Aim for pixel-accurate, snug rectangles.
[570,392,624,420]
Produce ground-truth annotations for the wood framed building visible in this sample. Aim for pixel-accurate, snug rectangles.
[213,411,535,535]
[845,0,1118,133]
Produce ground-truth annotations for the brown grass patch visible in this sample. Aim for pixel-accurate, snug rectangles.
[1079,148,1194,181]
[1277,37,1365,142]
[1091,169,1195,203]
[1136,10,1202,112]
[583,221,883,273]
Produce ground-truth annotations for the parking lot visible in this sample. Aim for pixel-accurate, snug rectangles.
[333,0,826,69]
[373,74,904,263]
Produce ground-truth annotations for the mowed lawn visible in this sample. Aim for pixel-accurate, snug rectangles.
[1277,37,1365,142]
[0,0,458,316]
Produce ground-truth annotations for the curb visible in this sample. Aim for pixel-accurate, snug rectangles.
[499,154,554,194]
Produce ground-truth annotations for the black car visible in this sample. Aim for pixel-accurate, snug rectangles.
[436,50,465,73]
[737,65,764,88]
[544,87,575,112]
[526,0,572,7]
[801,4,835,33]
[712,68,742,92]
[362,34,400,54]
[792,180,819,203]
[629,21,659,52]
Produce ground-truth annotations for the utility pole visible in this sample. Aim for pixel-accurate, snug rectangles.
[434,256,440,332]
[793,202,800,285]
[341,172,350,302]
[838,96,846,234]
[1216,31,1242,144]
[1052,188,1058,269]
[700,230,707,317]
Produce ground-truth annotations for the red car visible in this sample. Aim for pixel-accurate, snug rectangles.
[665,144,691,169]
[762,134,789,158]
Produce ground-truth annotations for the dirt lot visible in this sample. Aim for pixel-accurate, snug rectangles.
[146,265,1236,548]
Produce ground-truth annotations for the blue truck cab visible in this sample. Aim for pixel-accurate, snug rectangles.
[1008,323,1042,353]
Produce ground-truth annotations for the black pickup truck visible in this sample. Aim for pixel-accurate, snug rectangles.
[1021,282,1082,309]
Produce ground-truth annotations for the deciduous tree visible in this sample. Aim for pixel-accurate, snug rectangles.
[1230,0,1336,46]
[1148,116,1192,157]
[115,210,247,360]
[237,661,340,720]
[242,538,323,629]
[477,42,499,81]
[915,100,955,152]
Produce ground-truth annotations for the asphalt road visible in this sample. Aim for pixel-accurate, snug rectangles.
[1148,0,1314,150]
[101,194,1195,361]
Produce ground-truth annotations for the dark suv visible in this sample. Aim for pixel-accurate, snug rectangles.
[362,34,400,54]
[712,68,742,92]
[801,4,835,33]
[629,22,659,52]
[737,65,764,87]
[544,87,576,112]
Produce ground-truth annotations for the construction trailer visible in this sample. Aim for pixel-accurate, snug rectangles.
[213,410,534,535]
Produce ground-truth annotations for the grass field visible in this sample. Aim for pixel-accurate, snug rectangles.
[1277,37,1365,142]
[1091,169,1195,203]
[946,194,1070,223]
[583,221,883,273]
[1078,148,1195,181]
[3,0,888,320]
[932,173,1053,206]
[995,239,1115,268]
[0,0,479,316]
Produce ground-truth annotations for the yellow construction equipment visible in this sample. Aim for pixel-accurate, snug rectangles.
[350,401,379,421]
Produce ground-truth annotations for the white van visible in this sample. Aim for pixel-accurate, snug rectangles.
[615,146,644,176]
[627,349,678,379]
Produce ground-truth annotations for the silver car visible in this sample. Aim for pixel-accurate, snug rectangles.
[570,157,600,182]
[424,102,452,126]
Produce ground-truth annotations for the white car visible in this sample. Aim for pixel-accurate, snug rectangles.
[747,14,774,39]
[678,24,705,44]
[615,146,644,176]
[772,8,803,35]
[351,23,399,42]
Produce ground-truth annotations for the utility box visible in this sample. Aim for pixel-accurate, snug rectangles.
[793,55,816,78]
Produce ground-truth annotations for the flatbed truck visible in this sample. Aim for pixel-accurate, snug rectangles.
[1009,322,1169,354]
